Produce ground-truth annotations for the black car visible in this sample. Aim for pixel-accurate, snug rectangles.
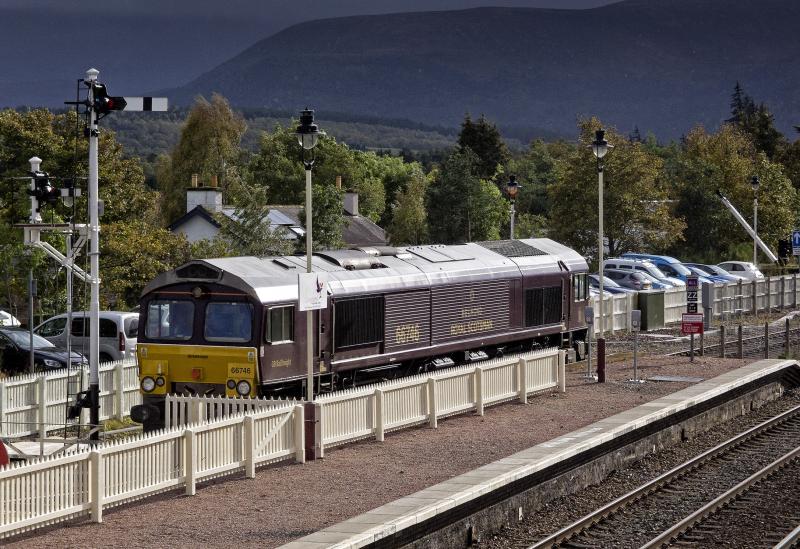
[0,327,87,375]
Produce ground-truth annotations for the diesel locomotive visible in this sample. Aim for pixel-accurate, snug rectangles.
[130,239,589,428]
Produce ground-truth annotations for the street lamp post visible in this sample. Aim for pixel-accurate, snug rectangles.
[751,175,760,267]
[591,129,612,337]
[296,109,323,402]
[506,175,521,239]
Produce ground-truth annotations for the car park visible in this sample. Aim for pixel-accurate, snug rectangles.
[0,326,87,375]
[604,269,653,291]
[682,263,739,283]
[604,258,684,287]
[34,311,139,362]
[622,253,713,284]
[717,261,765,281]
[588,274,636,294]
[637,272,672,290]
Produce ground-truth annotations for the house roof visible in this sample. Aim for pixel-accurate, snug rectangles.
[168,206,221,232]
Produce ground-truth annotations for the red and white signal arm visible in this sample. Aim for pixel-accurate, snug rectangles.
[681,313,704,335]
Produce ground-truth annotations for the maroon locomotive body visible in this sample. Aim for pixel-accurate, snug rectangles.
[132,239,589,428]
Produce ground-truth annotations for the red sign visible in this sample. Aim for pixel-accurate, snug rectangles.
[681,313,704,335]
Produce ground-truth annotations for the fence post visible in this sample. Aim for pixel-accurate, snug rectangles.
[427,378,437,429]
[38,375,47,441]
[765,321,770,359]
[558,350,566,393]
[114,362,124,420]
[517,358,527,404]
[244,415,255,478]
[189,399,204,424]
[738,324,743,359]
[719,325,726,358]
[795,274,799,308]
[81,367,90,426]
[295,404,306,463]
[375,388,385,442]
[90,450,104,522]
[752,280,758,314]
[786,318,791,357]
[0,381,5,436]
[185,428,197,496]
[765,277,772,312]
[781,276,786,310]
[475,367,484,417]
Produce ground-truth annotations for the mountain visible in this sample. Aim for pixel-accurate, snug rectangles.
[164,0,800,139]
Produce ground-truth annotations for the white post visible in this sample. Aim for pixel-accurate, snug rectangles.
[114,362,124,420]
[375,388,385,442]
[753,194,758,267]
[38,375,47,444]
[185,429,197,495]
[305,167,314,403]
[189,400,204,424]
[28,156,41,376]
[28,156,42,223]
[294,405,306,463]
[90,450,104,522]
[244,415,255,478]
[517,358,528,404]
[86,68,102,442]
[474,367,484,417]
[598,166,604,337]
[0,382,5,436]
[427,378,437,429]
[510,201,515,239]
[558,350,566,392]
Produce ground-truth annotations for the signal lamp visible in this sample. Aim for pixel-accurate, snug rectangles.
[92,83,127,115]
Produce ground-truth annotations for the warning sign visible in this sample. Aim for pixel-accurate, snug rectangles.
[681,313,704,335]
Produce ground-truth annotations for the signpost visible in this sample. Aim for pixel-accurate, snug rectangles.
[682,312,704,363]
[584,306,594,380]
[792,230,800,256]
[298,272,328,311]
[686,276,700,361]
[631,310,642,382]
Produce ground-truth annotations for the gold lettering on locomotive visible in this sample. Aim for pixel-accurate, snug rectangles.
[271,358,292,368]
[395,323,420,344]
[449,319,493,336]
[460,306,483,318]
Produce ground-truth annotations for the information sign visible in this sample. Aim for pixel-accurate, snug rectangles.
[631,309,641,332]
[681,313,704,335]
[686,275,699,315]
[793,230,800,256]
[687,303,698,314]
[298,272,328,311]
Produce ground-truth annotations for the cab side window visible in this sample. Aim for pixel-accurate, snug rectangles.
[266,306,294,344]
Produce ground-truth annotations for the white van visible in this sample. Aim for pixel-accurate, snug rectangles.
[603,258,685,287]
[34,311,139,362]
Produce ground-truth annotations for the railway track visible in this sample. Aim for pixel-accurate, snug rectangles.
[527,404,800,549]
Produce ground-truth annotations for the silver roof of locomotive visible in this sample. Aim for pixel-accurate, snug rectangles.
[142,239,588,305]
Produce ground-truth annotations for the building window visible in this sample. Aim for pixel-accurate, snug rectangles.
[266,306,294,344]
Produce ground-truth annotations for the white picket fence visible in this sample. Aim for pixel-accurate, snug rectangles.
[0,403,304,540]
[0,359,139,438]
[591,274,800,334]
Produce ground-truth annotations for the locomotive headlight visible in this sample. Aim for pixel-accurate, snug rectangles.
[227,379,236,390]
[155,376,166,387]
[236,380,251,396]
[141,376,156,392]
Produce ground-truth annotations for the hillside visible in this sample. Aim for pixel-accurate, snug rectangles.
[164,0,800,138]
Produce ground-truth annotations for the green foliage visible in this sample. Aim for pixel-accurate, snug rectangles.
[299,183,345,251]
[427,148,507,243]
[457,114,510,180]
[506,139,558,218]
[158,94,247,224]
[549,119,686,265]
[388,166,430,245]
[728,82,786,159]
[672,124,797,262]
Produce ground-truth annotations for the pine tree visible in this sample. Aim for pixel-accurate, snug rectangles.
[457,114,510,180]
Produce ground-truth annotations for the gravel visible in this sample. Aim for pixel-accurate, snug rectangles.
[5,354,779,548]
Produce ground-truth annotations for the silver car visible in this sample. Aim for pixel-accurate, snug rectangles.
[34,311,139,362]
[603,269,653,291]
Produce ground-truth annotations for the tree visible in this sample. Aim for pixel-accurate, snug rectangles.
[299,183,345,251]
[457,114,510,179]
[727,82,786,159]
[388,166,430,245]
[427,148,507,243]
[549,118,685,265]
[672,124,797,262]
[158,94,246,224]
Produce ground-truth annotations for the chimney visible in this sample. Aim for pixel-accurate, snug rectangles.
[210,174,218,188]
[336,175,342,189]
[186,175,222,214]
[343,192,359,216]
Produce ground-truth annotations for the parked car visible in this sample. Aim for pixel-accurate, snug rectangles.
[588,274,636,294]
[0,326,87,375]
[637,272,673,290]
[717,261,765,281]
[604,269,653,291]
[682,263,741,283]
[604,258,684,287]
[34,311,139,362]
[622,253,714,284]
[0,310,20,327]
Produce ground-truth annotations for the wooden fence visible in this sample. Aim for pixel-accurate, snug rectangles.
[0,359,139,438]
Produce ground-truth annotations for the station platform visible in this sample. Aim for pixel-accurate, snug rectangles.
[281,358,800,548]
